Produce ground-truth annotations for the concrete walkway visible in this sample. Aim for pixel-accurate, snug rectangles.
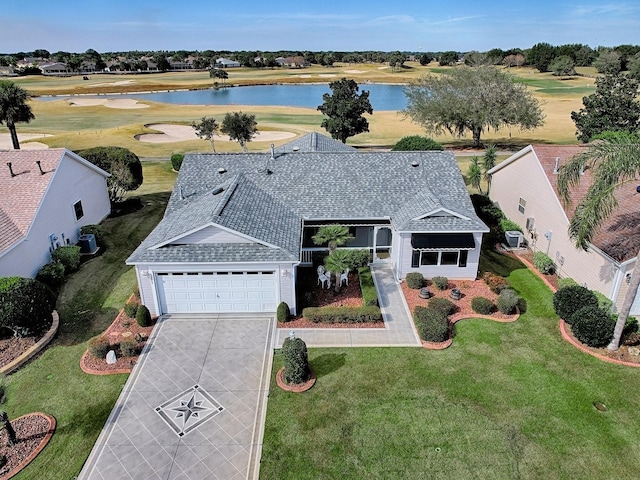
[79,314,275,480]
[275,264,421,348]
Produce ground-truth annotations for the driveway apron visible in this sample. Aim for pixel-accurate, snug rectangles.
[79,314,275,480]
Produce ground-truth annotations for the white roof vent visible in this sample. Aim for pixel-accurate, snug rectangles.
[218,167,226,174]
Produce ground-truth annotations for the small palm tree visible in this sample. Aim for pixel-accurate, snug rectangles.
[312,225,353,254]
[325,249,351,292]
[557,133,640,350]
[0,80,35,150]
[467,156,483,194]
[482,144,497,194]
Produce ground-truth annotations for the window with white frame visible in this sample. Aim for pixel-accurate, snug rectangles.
[73,200,84,221]
[518,197,526,214]
[411,250,468,268]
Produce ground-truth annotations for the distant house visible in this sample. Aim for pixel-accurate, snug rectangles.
[216,57,240,68]
[275,56,310,68]
[40,62,71,75]
[488,144,640,314]
[127,142,487,316]
[0,149,111,278]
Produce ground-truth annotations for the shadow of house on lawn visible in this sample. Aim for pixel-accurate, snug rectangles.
[311,353,347,379]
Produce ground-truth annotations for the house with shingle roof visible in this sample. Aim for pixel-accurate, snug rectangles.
[128,148,488,316]
[272,131,356,154]
[488,144,640,314]
[0,149,111,278]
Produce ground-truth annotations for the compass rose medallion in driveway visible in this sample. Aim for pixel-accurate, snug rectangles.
[155,384,224,437]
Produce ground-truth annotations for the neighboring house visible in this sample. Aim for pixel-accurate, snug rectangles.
[41,62,72,75]
[272,131,357,154]
[0,149,111,278]
[216,57,240,68]
[128,148,488,316]
[488,144,640,314]
[275,56,310,68]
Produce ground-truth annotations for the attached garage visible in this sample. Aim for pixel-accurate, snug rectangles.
[156,271,277,314]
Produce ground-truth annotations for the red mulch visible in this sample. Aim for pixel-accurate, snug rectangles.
[561,320,640,366]
[282,271,384,329]
[0,318,52,371]
[0,413,55,479]
[81,296,156,375]
[401,278,518,323]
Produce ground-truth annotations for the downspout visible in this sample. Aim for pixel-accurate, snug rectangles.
[395,232,403,284]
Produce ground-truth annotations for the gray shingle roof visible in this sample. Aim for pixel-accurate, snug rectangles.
[273,132,357,154]
[128,151,487,265]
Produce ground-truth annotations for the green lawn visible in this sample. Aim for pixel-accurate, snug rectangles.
[261,268,640,479]
[6,186,169,479]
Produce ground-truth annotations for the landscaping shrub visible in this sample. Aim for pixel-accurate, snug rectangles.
[553,285,598,324]
[482,272,509,293]
[282,336,310,385]
[391,135,443,151]
[124,301,139,318]
[358,267,378,306]
[428,297,456,316]
[36,261,65,289]
[496,289,520,314]
[80,224,105,248]
[51,245,81,274]
[136,304,152,327]
[171,153,184,171]
[623,317,639,339]
[557,277,578,289]
[405,272,424,289]
[120,338,138,357]
[499,218,523,233]
[471,194,505,227]
[88,336,111,359]
[346,249,371,269]
[431,276,448,290]
[0,278,55,337]
[277,302,290,322]
[414,306,450,342]
[471,297,494,315]
[533,251,555,275]
[0,277,20,293]
[569,306,615,348]
[303,306,382,324]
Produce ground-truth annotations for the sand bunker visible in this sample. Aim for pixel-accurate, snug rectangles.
[136,124,296,144]
[377,66,390,70]
[343,69,365,74]
[88,80,136,87]
[318,74,337,78]
[0,133,51,150]
[68,98,149,109]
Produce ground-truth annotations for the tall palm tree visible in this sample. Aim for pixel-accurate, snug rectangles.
[312,225,353,254]
[557,134,640,350]
[467,156,483,194]
[0,81,35,150]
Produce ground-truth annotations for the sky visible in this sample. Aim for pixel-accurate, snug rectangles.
[1,1,639,54]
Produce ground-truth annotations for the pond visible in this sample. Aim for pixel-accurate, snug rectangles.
[46,83,409,111]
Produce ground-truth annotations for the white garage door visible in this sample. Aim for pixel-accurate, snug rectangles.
[156,271,277,314]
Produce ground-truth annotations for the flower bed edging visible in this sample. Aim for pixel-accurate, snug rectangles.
[276,367,316,392]
[0,312,59,375]
[1,413,56,480]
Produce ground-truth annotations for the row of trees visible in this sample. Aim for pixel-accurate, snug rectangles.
[192,112,258,152]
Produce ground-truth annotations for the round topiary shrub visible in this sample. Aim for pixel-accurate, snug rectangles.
[120,338,138,357]
[277,302,290,323]
[405,272,424,289]
[136,304,152,327]
[431,276,448,290]
[124,301,139,318]
[88,335,111,359]
[36,261,66,289]
[471,297,494,315]
[496,289,520,314]
[51,245,81,274]
[414,306,450,342]
[428,297,456,316]
[282,336,310,385]
[553,285,598,324]
[569,306,615,348]
[0,278,55,337]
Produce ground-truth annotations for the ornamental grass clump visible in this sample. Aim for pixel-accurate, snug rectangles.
[482,272,509,293]
[282,336,310,385]
[405,272,424,289]
[120,338,138,357]
[496,289,520,314]
[124,301,138,318]
[553,285,599,324]
[431,276,448,290]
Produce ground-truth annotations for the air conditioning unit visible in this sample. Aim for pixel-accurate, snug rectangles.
[505,231,524,248]
[77,233,97,254]
[526,217,535,231]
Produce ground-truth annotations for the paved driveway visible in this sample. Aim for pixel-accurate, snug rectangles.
[79,314,275,480]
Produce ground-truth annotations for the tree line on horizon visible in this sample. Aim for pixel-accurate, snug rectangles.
[2,43,640,77]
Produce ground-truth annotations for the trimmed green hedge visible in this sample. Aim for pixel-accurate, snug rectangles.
[282,337,310,385]
[358,267,378,306]
[51,245,81,274]
[303,306,382,324]
[431,276,448,290]
[569,306,615,347]
[414,306,450,342]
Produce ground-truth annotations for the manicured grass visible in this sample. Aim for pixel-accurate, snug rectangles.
[261,267,640,479]
[5,190,168,479]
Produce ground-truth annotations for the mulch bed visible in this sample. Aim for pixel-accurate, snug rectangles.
[0,317,53,372]
[560,320,640,367]
[517,250,560,291]
[282,271,384,329]
[0,413,56,480]
[81,296,156,375]
[276,367,316,392]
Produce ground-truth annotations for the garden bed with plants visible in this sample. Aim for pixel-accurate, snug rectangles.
[0,413,56,479]
[80,295,156,375]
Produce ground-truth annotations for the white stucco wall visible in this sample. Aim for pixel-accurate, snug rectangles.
[0,153,110,278]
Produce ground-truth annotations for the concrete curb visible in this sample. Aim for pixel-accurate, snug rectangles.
[0,311,59,375]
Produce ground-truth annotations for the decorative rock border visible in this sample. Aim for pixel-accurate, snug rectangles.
[276,367,316,392]
[0,312,59,375]
[1,413,56,480]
